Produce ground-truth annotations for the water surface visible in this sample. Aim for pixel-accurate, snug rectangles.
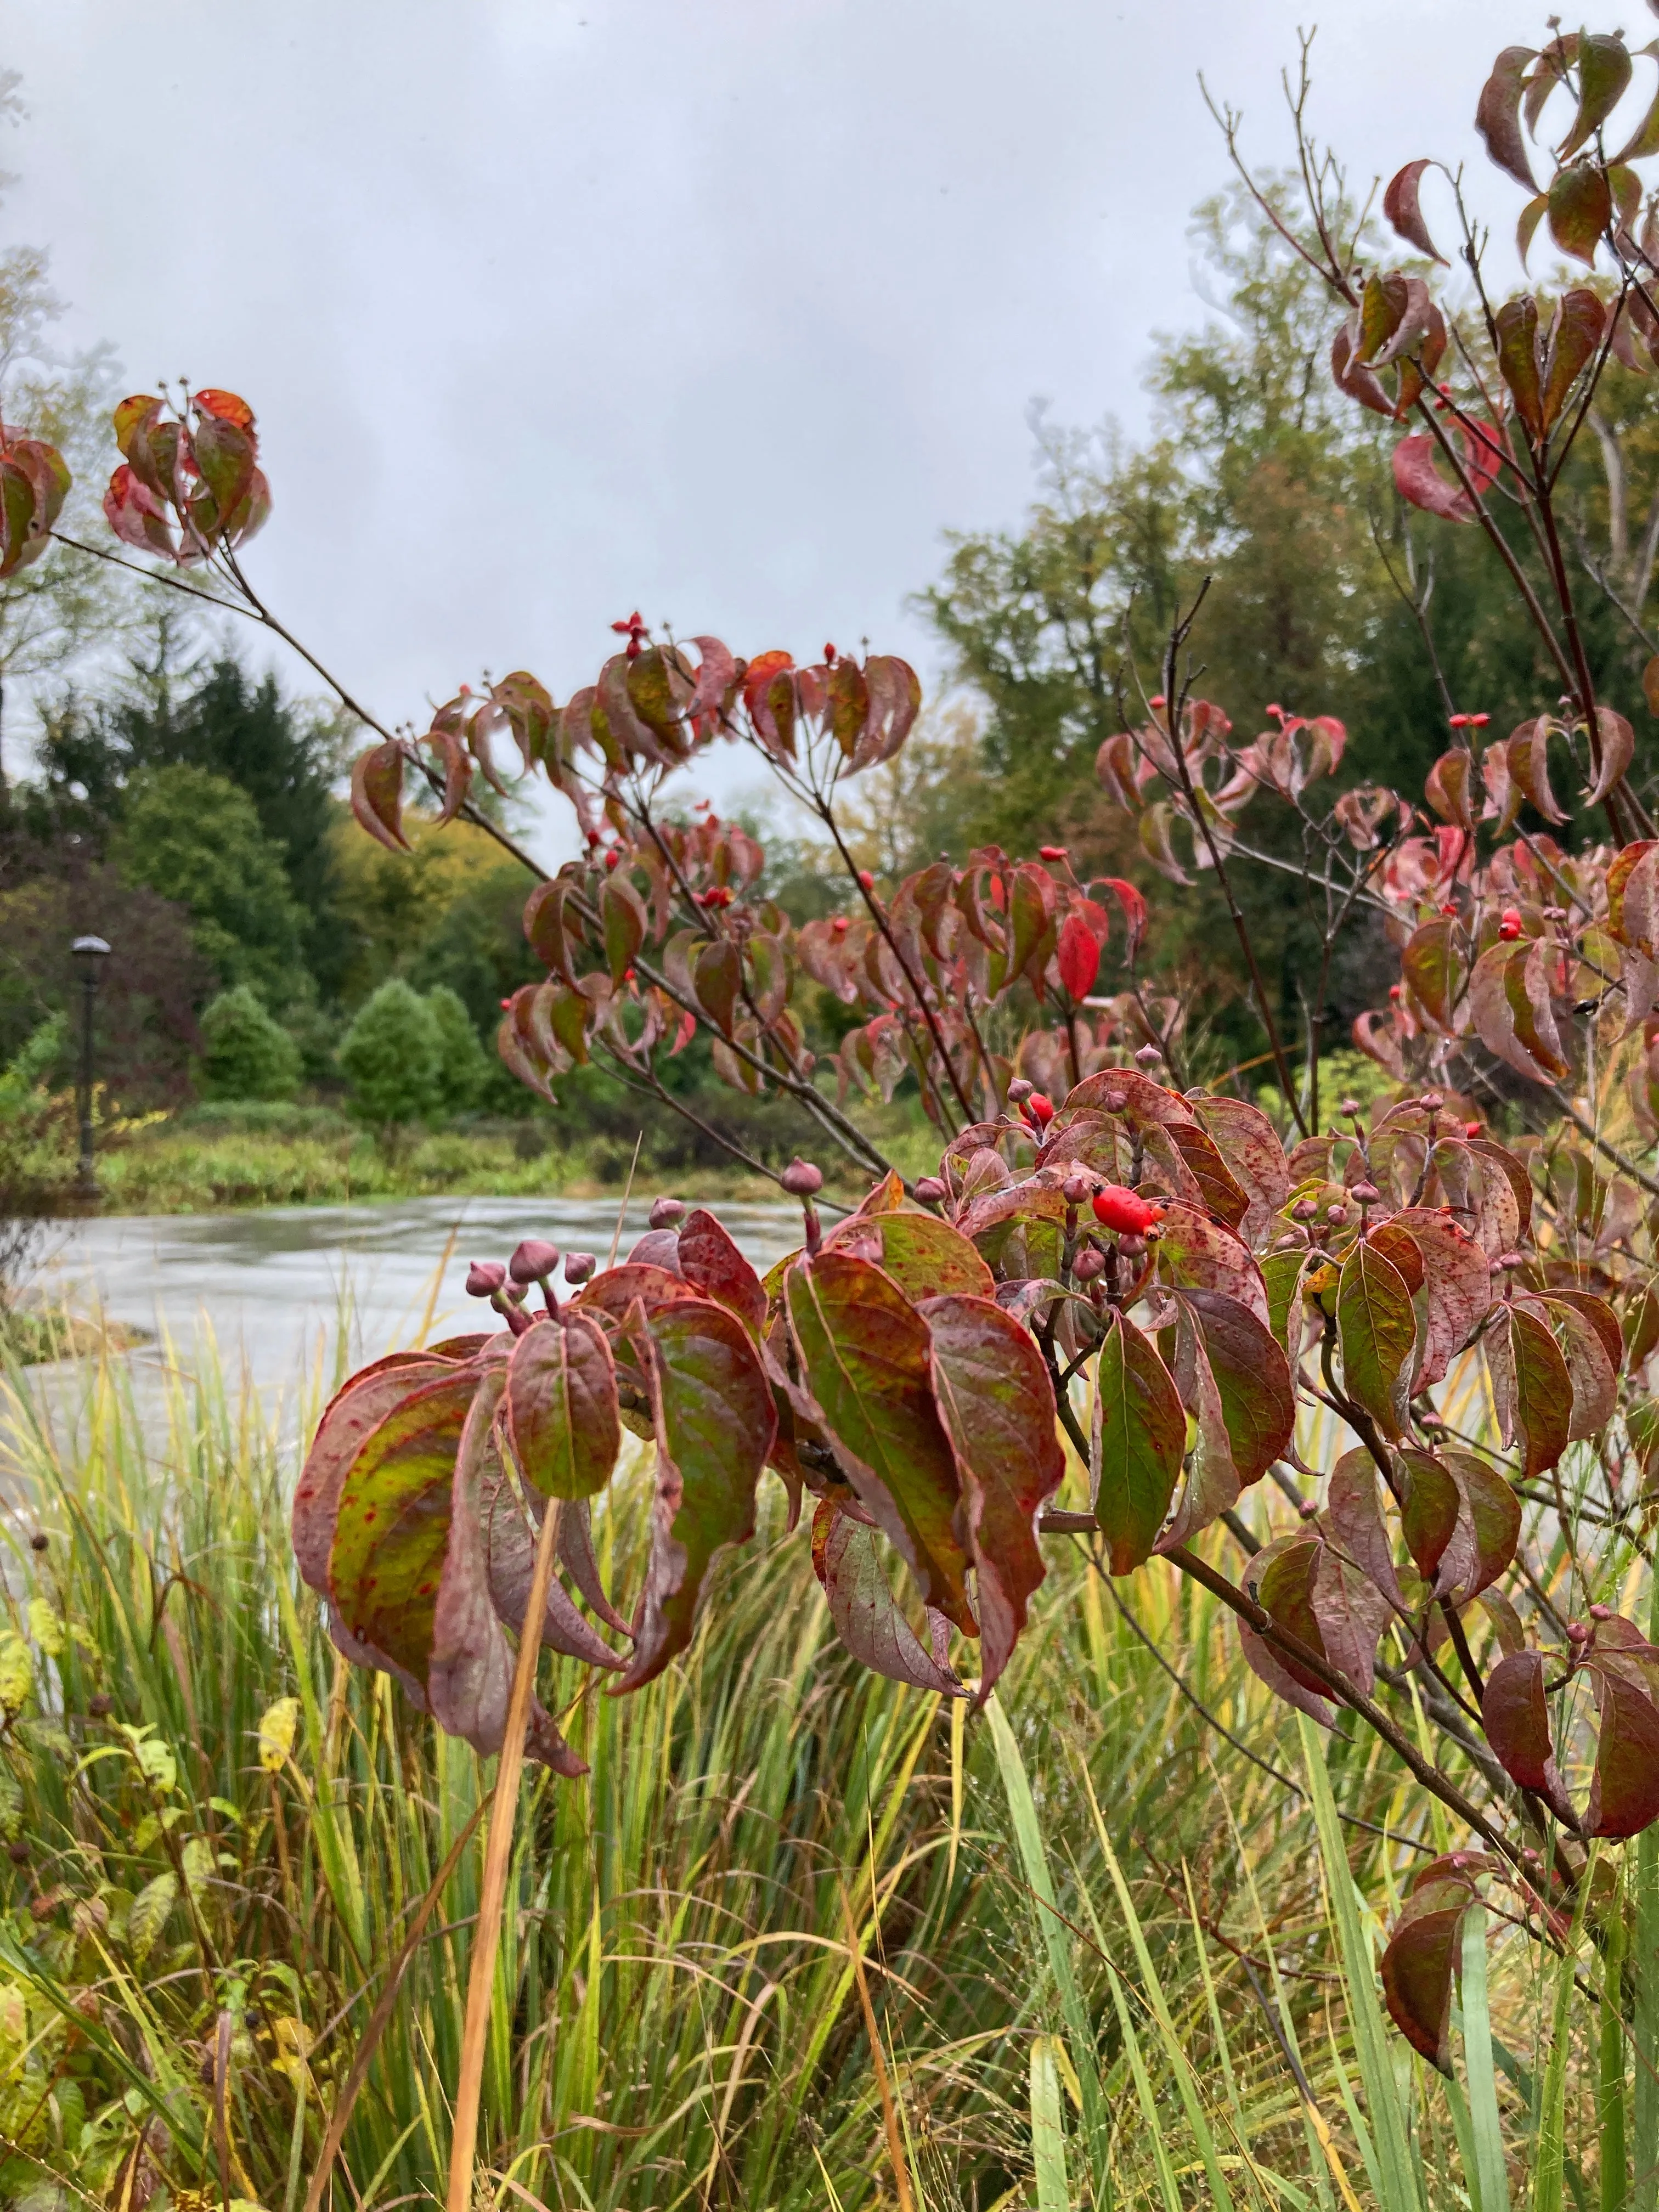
[24,1195,803,1446]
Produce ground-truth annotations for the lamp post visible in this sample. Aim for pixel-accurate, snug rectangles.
[71,936,110,1198]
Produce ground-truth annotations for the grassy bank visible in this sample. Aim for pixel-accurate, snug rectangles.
[0,1329,1642,2208]
[78,1099,941,1214]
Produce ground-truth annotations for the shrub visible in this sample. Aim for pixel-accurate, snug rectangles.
[195,983,301,1101]
[67,27,1659,2198]
[426,981,491,1114]
[336,978,441,1143]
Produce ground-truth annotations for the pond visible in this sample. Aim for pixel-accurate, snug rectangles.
[21,1195,805,1448]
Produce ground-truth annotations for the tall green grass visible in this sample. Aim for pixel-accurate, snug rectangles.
[0,1328,1646,2209]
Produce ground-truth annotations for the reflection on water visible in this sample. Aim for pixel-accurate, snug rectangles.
[21,1196,804,1458]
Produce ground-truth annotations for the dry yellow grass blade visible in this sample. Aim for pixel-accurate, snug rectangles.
[444,1497,563,2212]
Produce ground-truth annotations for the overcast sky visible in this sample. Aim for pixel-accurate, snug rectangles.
[4,0,1583,857]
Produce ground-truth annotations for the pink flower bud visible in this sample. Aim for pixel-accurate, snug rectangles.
[1340,1097,1362,1117]
[1135,1043,1163,1068]
[1292,1198,1319,1221]
[509,1239,561,1284]
[914,1176,947,1204]
[1062,1173,1092,1206]
[649,1197,685,1229]
[1073,1246,1105,1283]
[1103,1090,1127,1112]
[1007,1078,1034,1103]
[562,1251,596,1285]
[1350,1182,1380,1206]
[466,1261,506,1298]
[1419,1091,1444,1111]
[781,1158,823,1197]
[1325,1203,1348,1224]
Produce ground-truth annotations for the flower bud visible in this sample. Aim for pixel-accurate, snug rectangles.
[1103,1090,1127,1112]
[1340,1097,1362,1118]
[1589,1601,1613,1621]
[1062,1173,1093,1206]
[1006,1077,1033,1103]
[1567,1621,1589,1644]
[1350,1182,1380,1206]
[1135,1043,1163,1068]
[781,1158,823,1197]
[1072,1246,1105,1283]
[649,1197,685,1229]
[562,1251,597,1285]
[508,1238,561,1285]
[466,1261,507,1298]
[1117,1233,1146,1262]
[1324,1203,1348,1225]
[1291,1198,1319,1221]
[1497,1249,1526,1271]
[1419,1090,1444,1112]
[914,1176,947,1204]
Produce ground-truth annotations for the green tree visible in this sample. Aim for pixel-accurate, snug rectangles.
[336,979,441,1146]
[25,622,351,991]
[109,764,306,1008]
[425,984,490,1115]
[196,984,301,1102]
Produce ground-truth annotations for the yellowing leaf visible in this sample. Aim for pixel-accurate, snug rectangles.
[127,1871,177,1967]
[257,1696,300,1774]
[0,1635,31,1713]
[25,1600,63,1659]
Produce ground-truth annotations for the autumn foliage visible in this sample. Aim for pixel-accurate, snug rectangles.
[11,16,1659,2073]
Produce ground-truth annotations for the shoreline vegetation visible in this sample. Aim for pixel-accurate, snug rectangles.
[50,1096,943,1218]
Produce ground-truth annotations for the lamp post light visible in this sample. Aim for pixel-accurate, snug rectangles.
[71,935,110,1198]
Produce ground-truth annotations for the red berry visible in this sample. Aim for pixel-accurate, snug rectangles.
[1498,907,1523,941]
[1027,1092,1055,1126]
[832,916,850,935]
[1040,844,1068,862]
[1092,1185,1165,1235]
[858,870,875,891]
[1464,1120,1481,1138]
[823,642,838,665]
[605,848,622,870]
